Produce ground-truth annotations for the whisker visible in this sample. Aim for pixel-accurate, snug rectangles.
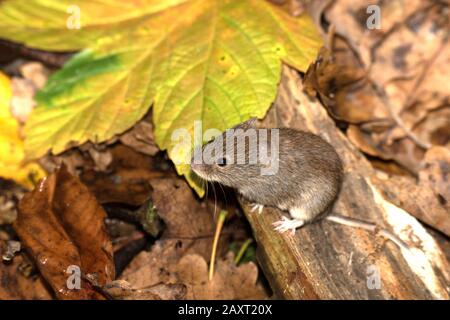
[217,182,228,213]
[212,182,218,221]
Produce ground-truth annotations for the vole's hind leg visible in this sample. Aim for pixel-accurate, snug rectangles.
[250,203,264,214]
[272,216,304,235]
[272,206,313,235]
[272,207,310,235]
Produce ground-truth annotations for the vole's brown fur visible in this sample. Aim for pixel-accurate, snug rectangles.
[191,119,343,234]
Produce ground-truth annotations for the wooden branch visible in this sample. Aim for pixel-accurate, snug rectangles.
[241,66,450,300]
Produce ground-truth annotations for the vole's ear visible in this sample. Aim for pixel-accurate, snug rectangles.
[232,117,257,130]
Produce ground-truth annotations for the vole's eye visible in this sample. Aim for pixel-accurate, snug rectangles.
[217,157,227,167]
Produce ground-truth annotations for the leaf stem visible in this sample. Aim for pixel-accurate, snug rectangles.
[234,239,253,265]
[209,210,228,281]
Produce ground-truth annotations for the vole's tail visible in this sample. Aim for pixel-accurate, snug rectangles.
[325,214,409,251]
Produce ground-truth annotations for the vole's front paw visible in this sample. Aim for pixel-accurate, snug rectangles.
[250,203,264,214]
[272,216,304,235]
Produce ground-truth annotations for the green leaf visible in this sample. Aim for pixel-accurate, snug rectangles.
[0,0,322,194]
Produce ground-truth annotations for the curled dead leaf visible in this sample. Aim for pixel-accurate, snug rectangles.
[14,165,115,299]
[310,0,450,172]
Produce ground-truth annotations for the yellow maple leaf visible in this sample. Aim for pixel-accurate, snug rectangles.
[0,72,46,189]
[0,0,322,195]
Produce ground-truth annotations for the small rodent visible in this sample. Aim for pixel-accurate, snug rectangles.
[190,118,343,234]
[190,119,409,249]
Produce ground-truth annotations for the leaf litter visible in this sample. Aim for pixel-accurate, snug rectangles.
[2,143,263,299]
[14,165,115,299]
[0,0,449,300]
[302,0,450,238]
[118,177,267,300]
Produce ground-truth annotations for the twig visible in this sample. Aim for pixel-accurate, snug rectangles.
[81,273,115,300]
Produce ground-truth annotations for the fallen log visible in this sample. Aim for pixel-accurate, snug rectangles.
[241,66,450,299]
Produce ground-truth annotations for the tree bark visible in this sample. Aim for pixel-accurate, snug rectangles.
[241,66,450,300]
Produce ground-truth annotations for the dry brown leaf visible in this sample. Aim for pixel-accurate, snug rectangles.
[118,177,222,290]
[118,177,259,299]
[81,145,167,206]
[14,165,115,299]
[346,125,387,158]
[120,245,267,300]
[176,253,266,300]
[119,116,159,157]
[315,0,450,172]
[419,146,450,204]
[40,141,115,175]
[0,244,53,300]
[76,142,114,173]
[150,178,217,240]
[346,124,427,172]
[373,174,450,237]
[325,0,426,67]
[39,139,163,205]
[373,10,450,145]
[150,176,243,262]
[119,241,182,290]
[371,146,450,237]
[104,280,186,300]
[303,41,389,124]
[38,148,86,176]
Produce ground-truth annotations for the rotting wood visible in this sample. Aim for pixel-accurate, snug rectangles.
[241,66,450,300]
